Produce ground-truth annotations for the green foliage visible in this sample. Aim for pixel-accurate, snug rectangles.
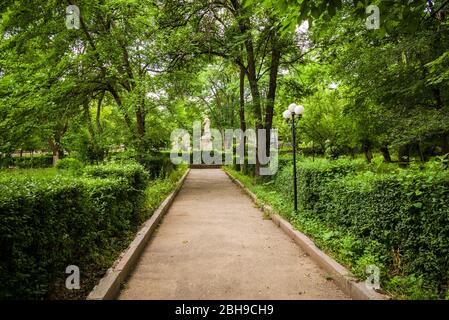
[273,158,365,211]
[0,155,53,169]
[0,161,150,299]
[386,275,440,300]
[291,160,449,297]
[137,153,176,178]
[83,162,150,191]
[316,169,449,296]
[226,157,449,299]
[298,89,352,152]
[143,164,187,220]
[109,151,175,178]
[0,0,448,300]
[230,155,257,177]
[55,158,84,171]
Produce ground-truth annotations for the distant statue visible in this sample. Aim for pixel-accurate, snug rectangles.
[203,117,211,139]
[201,117,213,151]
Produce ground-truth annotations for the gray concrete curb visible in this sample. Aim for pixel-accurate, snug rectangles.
[224,170,390,301]
[86,169,191,300]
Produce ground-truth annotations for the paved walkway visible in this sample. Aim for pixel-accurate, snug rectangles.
[119,169,349,300]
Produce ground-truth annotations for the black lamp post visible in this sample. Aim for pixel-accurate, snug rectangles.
[283,103,305,212]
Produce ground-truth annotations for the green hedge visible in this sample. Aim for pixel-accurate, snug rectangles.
[0,155,53,169]
[273,159,449,297]
[137,154,175,178]
[274,158,365,211]
[0,162,149,299]
[108,151,175,178]
[319,171,449,296]
[83,162,149,190]
[231,155,297,177]
[55,158,84,171]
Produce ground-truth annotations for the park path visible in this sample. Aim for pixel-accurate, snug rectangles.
[119,169,349,300]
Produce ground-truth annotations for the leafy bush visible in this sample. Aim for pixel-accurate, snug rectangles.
[230,156,257,177]
[0,155,53,169]
[274,158,365,211]
[272,159,449,298]
[137,153,175,178]
[320,170,449,296]
[83,162,149,190]
[0,162,150,299]
[227,157,449,299]
[277,156,292,170]
[55,158,84,171]
[143,165,187,220]
[108,151,175,178]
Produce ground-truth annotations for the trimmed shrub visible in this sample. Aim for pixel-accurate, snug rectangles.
[0,155,53,169]
[137,154,175,178]
[277,156,292,170]
[0,162,149,299]
[55,158,84,171]
[230,156,257,177]
[108,151,175,178]
[83,162,149,190]
[143,165,187,220]
[273,159,449,296]
[274,158,364,211]
[319,171,449,294]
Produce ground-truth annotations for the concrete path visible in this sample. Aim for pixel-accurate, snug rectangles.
[119,169,349,300]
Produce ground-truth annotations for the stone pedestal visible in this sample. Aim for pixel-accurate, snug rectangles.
[200,136,213,151]
[201,117,213,151]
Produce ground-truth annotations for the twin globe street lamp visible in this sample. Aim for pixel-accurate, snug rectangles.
[282,103,305,212]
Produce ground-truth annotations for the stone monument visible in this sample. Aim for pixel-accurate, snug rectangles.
[200,117,213,151]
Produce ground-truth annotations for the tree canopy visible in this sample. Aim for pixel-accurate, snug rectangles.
[0,0,448,170]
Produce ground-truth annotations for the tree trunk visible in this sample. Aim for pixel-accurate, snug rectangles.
[49,121,68,166]
[84,102,96,141]
[243,34,262,176]
[84,101,105,162]
[49,139,64,166]
[441,133,449,155]
[96,91,105,133]
[232,0,263,176]
[380,145,392,163]
[265,28,281,157]
[417,141,426,162]
[239,65,247,173]
[362,141,373,163]
[108,85,133,131]
[135,106,146,155]
[398,144,410,167]
[53,148,64,165]
[136,108,145,138]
